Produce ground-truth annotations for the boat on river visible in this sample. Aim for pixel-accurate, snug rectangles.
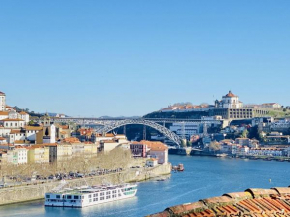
[44,183,137,208]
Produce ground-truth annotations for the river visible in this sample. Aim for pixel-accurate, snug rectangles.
[1,155,290,217]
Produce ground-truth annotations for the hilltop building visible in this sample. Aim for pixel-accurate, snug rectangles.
[215,91,243,109]
[211,91,270,120]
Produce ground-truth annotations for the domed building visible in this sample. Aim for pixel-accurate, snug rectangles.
[215,91,243,109]
[211,91,269,120]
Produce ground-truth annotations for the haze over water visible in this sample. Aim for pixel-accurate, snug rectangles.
[1,155,290,217]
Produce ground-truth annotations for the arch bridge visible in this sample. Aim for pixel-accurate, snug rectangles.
[95,119,182,146]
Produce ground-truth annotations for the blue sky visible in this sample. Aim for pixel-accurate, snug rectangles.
[0,0,289,117]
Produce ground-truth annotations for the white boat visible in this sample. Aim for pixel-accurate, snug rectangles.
[44,183,137,208]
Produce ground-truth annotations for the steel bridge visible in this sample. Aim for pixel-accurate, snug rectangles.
[51,117,223,147]
[94,119,182,146]
[52,117,222,125]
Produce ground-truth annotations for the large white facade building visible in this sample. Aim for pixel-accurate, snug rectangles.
[170,122,201,139]
[215,91,243,109]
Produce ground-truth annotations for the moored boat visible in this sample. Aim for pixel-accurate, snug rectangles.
[44,183,137,208]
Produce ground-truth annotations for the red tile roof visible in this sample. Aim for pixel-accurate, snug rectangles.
[224,91,237,98]
[147,187,290,217]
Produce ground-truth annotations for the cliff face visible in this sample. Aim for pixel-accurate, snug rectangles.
[147,187,290,217]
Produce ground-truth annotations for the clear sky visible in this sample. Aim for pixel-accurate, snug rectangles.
[0,0,289,117]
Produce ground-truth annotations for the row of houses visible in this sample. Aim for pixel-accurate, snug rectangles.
[0,138,99,165]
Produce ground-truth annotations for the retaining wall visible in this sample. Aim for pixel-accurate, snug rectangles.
[0,163,171,206]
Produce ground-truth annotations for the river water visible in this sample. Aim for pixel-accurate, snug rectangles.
[1,155,290,217]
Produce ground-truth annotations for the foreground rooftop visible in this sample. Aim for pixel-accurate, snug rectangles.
[147,187,290,217]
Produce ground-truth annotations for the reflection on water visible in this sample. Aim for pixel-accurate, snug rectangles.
[1,155,290,217]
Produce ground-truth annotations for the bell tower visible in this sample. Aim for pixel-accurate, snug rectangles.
[0,91,6,111]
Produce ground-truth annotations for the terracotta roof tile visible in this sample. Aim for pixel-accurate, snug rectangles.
[147,187,290,217]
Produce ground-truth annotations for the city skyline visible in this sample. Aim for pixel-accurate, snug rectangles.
[1,1,290,116]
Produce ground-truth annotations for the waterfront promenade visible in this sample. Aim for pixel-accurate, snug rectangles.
[1,155,290,217]
[0,164,171,206]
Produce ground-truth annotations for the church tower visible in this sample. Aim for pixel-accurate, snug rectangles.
[42,113,56,144]
[0,91,6,111]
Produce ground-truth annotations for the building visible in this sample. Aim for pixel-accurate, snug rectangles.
[235,138,251,147]
[19,111,30,124]
[211,91,270,120]
[0,137,7,144]
[99,140,120,152]
[7,147,28,164]
[0,111,9,120]
[265,135,290,145]
[9,129,26,144]
[25,126,43,142]
[36,114,56,144]
[146,158,158,167]
[0,118,25,129]
[248,148,284,157]
[170,122,201,139]
[0,91,6,111]
[271,119,290,132]
[130,142,147,157]
[215,91,243,109]
[261,103,281,109]
[27,145,50,163]
[237,146,249,156]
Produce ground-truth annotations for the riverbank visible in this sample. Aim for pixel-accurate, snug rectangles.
[1,155,290,217]
[0,163,171,206]
[169,147,290,162]
[190,151,290,162]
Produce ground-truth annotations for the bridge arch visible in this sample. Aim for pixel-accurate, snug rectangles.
[95,119,181,146]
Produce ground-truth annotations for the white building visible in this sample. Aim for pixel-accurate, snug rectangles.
[43,124,56,144]
[0,91,6,111]
[0,118,25,129]
[0,111,9,120]
[146,158,158,167]
[7,147,28,164]
[215,91,243,109]
[9,129,26,144]
[170,122,201,139]
[25,126,42,142]
[19,111,30,124]
[0,126,11,137]
[261,103,281,109]
[271,119,290,130]
[248,148,283,157]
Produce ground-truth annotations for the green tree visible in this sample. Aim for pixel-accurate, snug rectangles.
[209,141,221,153]
[241,129,249,138]
[186,140,192,147]
[180,139,187,147]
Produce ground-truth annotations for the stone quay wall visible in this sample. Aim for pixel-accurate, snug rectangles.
[0,163,171,206]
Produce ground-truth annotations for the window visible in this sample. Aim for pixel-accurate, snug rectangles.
[106,196,110,199]
[100,197,104,200]
[56,195,60,199]
[46,195,50,199]
[74,195,79,199]
[67,195,72,199]
[89,195,92,198]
